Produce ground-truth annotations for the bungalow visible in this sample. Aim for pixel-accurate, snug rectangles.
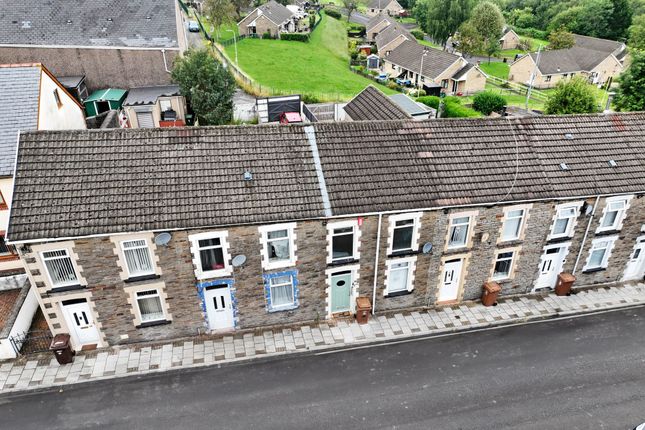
[0,63,86,275]
[238,0,297,38]
[382,41,487,95]
[509,46,623,89]
[366,14,397,41]
[0,0,186,91]
[499,27,521,50]
[7,113,645,351]
[123,85,188,128]
[375,22,414,56]
[366,0,404,17]
[573,34,628,64]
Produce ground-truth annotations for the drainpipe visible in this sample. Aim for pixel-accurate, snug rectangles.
[572,196,600,275]
[371,213,383,314]
[161,49,171,73]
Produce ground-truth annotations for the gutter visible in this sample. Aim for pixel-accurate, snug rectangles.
[371,213,383,314]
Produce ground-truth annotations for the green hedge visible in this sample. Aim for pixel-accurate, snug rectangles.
[416,96,480,118]
[325,9,342,19]
[472,91,506,115]
[410,29,425,40]
[514,26,548,41]
[280,33,310,42]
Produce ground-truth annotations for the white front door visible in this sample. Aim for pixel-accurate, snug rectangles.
[534,244,569,290]
[438,259,463,302]
[61,300,100,346]
[623,236,645,281]
[204,285,234,331]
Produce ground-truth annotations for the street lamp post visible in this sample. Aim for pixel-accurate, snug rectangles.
[226,29,238,65]
[418,48,428,95]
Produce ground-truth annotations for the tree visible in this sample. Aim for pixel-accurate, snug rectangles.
[454,1,504,59]
[473,91,507,115]
[418,0,475,47]
[606,0,633,39]
[629,14,645,49]
[204,0,237,39]
[548,25,575,50]
[508,7,536,28]
[614,50,645,111]
[171,49,236,125]
[342,0,358,22]
[544,77,598,115]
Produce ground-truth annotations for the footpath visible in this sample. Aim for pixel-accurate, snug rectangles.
[1,282,644,395]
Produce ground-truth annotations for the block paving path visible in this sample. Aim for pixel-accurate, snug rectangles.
[1,283,644,394]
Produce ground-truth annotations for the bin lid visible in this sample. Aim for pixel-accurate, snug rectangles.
[356,297,371,309]
[558,272,576,282]
[483,281,502,293]
[50,333,71,349]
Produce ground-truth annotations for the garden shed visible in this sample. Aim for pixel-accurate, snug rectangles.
[83,88,127,117]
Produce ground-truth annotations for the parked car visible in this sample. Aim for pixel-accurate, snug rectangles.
[188,21,200,32]
[376,73,388,83]
[633,423,645,430]
[396,78,412,86]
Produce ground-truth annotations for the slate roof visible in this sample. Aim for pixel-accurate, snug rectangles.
[8,113,645,241]
[573,34,624,54]
[0,65,41,177]
[528,46,618,75]
[366,14,396,34]
[451,63,475,80]
[385,41,461,79]
[344,86,410,121]
[375,22,412,51]
[367,0,400,10]
[256,0,294,26]
[0,0,178,48]
[123,85,181,106]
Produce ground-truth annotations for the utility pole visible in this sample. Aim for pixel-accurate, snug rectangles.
[418,49,428,96]
[525,44,542,111]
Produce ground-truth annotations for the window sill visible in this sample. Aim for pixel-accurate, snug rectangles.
[497,239,522,247]
[547,235,573,244]
[136,319,171,329]
[0,254,19,261]
[388,249,419,258]
[124,274,161,283]
[48,284,86,294]
[268,304,299,313]
[582,267,606,274]
[384,289,413,298]
[595,229,620,237]
[263,260,297,271]
[197,268,233,280]
[328,258,359,267]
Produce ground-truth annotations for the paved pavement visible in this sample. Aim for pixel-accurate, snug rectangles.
[1,304,644,429]
[0,283,643,396]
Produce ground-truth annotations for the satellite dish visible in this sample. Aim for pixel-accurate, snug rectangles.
[422,242,433,254]
[232,255,247,267]
[154,232,172,246]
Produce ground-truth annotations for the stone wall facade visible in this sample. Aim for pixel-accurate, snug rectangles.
[19,193,645,349]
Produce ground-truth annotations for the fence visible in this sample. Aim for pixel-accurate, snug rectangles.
[302,103,318,122]
[487,75,548,102]
[9,329,53,356]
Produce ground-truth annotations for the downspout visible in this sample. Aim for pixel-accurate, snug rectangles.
[572,196,600,275]
[371,213,383,314]
[161,49,171,73]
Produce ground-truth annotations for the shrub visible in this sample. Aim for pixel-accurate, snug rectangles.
[369,69,378,76]
[262,31,272,39]
[387,81,402,91]
[350,51,359,60]
[280,33,310,42]
[472,91,507,115]
[410,29,425,40]
[416,96,480,117]
[514,26,547,41]
[325,9,342,19]
[407,88,426,97]
[416,95,440,109]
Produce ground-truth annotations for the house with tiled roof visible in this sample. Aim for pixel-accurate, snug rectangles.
[375,21,413,55]
[0,0,186,91]
[382,41,487,95]
[499,27,521,50]
[342,86,411,121]
[573,34,627,62]
[6,113,645,351]
[366,0,404,17]
[510,44,624,89]
[366,14,397,41]
[0,63,86,275]
[238,0,298,37]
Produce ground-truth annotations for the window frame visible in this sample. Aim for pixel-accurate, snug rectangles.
[120,239,155,278]
[159,98,173,112]
[492,250,516,281]
[41,248,80,288]
[0,233,18,260]
[53,88,62,108]
[0,189,7,210]
[596,196,632,233]
[583,236,618,272]
[259,223,297,271]
[384,256,416,296]
[387,212,422,255]
[263,271,299,312]
[446,214,474,250]
[548,202,583,240]
[189,231,232,280]
[500,207,527,242]
[327,220,360,264]
[134,289,166,324]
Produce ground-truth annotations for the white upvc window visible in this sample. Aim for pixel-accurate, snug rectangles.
[268,274,296,309]
[448,216,471,249]
[387,212,422,254]
[549,202,583,240]
[583,236,618,271]
[121,239,155,277]
[492,251,515,280]
[596,196,632,233]
[135,289,166,323]
[41,249,79,288]
[189,231,232,279]
[384,256,416,295]
[328,220,360,263]
[501,209,525,241]
[259,223,297,270]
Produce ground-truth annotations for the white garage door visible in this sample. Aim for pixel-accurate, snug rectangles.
[136,111,154,128]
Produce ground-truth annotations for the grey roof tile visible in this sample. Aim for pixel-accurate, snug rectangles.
[385,41,461,79]
[256,0,294,26]
[344,86,410,121]
[529,46,616,75]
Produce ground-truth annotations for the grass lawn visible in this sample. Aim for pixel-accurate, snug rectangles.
[479,62,510,80]
[417,38,442,49]
[461,82,546,110]
[223,14,394,100]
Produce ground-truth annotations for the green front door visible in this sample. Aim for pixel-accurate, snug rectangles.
[331,272,352,313]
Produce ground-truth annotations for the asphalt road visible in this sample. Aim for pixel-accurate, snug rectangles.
[2,307,645,430]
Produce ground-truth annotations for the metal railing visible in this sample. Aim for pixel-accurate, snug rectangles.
[10,330,54,356]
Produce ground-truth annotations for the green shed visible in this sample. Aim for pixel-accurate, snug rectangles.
[83,88,127,117]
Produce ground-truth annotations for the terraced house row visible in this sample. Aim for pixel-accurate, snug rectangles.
[6,113,645,351]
